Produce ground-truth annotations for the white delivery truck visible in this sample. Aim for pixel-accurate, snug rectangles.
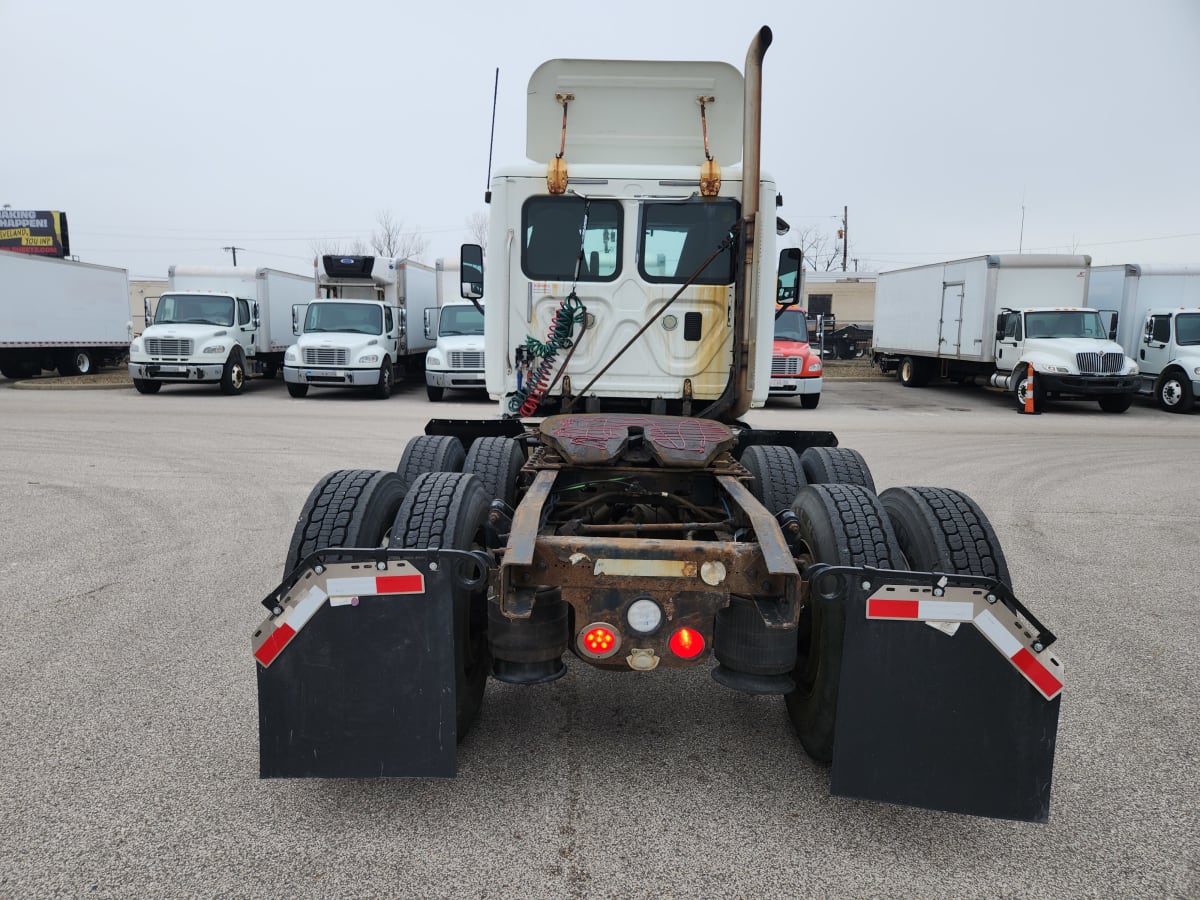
[1089,264,1200,412]
[423,298,485,401]
[283,255,437,399]
[128,266,313,395]
[872,254,1138,413]
[0,251,131,378]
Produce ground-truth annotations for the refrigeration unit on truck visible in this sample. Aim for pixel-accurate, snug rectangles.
[424,297,485,401]
[1089,264,1200,412]
[0,251,130,378]
[872,254,1138,412]
[128,266,314,395]
[251,28,1067,824]
[282,255,436,399]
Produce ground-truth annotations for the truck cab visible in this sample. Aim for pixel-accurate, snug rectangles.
[995,306,1138,411]
[1136,308,1200,411]
[769,305,823,406]
[424,299,485,401]
[283,255,405,399]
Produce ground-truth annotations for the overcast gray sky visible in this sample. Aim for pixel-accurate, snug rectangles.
[5,0,1198,278]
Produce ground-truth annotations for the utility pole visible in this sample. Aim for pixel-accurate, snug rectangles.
[223,246,245,265]
[841,205,848,272]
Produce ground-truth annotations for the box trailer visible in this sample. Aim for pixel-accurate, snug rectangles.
[1089,264,1200,411]
[872,254,1138,412]
[0,251,130,378]
[128,266,314,395]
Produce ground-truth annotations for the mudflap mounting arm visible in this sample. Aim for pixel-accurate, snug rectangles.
[814,564,1065,822]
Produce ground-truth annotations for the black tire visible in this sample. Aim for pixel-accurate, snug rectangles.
[799,447,876,494]
[897,356,928,387]
[286,382,309,398]
[390,472,491,741]
[283,469,408,578]
[133,378,161,394]
[800,392,820,410]
[880,486,1011,588]
[374,362,393,399]
[463,436,525,508]
[1155,370,1193,413]
[427,384,444,402]
[219,349,246,395]
[785,484,904,763]
[1013,366,1044,412]
[740,444,806,516]
[396,434,465,493]
[1098,393,1133,414]
[57,349,95,376]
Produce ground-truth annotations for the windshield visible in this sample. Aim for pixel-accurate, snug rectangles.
[1024,310,1108,339]
[1176,313,1200,345]
[439,305,484,337]
[154,293,235,326]
[773,308,810,342]
[303,302,383,335]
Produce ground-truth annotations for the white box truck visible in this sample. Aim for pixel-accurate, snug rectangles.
[0,251,131,378]
[423,297,485,401]
[1089,264,1200,412]
[283,255,437,399]
[872,254,1138,413]
[128,266,314,395]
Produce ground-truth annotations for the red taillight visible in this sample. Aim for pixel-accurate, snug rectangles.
[579,623,620,659]
[668,627,705,659]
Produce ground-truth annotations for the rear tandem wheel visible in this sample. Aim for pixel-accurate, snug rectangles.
[389,472,492,741]
[785,483,905,763]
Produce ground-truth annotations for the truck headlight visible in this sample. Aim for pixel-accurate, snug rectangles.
[358,354,380,365]
[130,341,141,353]
[285,348,298,362]
[202,345,227,354]
[1128,363,1139,376]
[806,359,823,373]
[1046,365,1070,374]
[426,351,444,367]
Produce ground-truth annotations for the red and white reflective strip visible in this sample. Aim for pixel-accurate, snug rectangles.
[252,563,426,668]
[866,592,1063,701]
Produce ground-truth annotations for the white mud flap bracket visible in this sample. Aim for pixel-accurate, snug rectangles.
[819,566,1064,822]
[253,548,488,779]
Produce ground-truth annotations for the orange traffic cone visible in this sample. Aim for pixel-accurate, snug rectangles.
[1022,362,1040,415]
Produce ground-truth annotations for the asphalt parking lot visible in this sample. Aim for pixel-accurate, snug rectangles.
[1,375,1197,898]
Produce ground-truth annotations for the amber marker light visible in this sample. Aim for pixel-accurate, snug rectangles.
[668,627,705,660]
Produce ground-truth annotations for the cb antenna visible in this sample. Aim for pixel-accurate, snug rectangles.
[485,67,499,203]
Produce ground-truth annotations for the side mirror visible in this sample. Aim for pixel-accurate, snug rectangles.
[424,307,437,341]
[143,297,152,328]
[776,216,790,237]
[776,247,803,306]
[1142,318,1153,343]
[292,304,307,336]
[252,301,261,329]
[461,243,484,301]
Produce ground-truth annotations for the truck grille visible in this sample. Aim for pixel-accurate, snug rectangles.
[303,348,349,366]
[772,356,801,375]
[145,338,193,357]
[449,351,484,369]
[1076,352,1124,375]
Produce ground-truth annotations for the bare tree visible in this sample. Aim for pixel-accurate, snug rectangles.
[309,236,368,259]
[465,210,489,251]
[372,210,429,261]
[788,225,849,272]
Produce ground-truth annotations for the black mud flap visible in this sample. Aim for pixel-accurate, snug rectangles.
[254,549,486,779]
[822,566,1063,823]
